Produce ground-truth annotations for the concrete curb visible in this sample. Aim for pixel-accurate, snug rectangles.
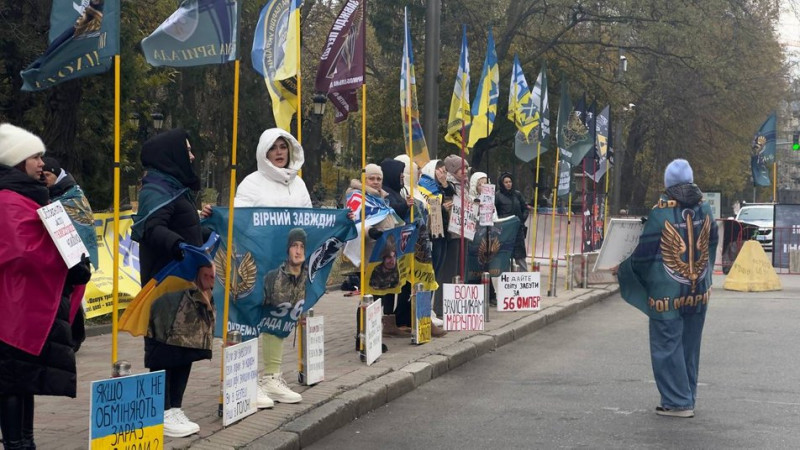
[246,287,619,449]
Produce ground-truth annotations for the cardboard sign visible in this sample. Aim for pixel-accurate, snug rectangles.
[365,300,383,365]
[479,184,495,226]
[593,218,644,271]
[497,272,541,311]
[303,315,325,385]
[89,371,165,449]
[222,339,258,426]
[37,200,89,268]
[413,291,433,344]
[442,283,485,331]
[448,194,477,240]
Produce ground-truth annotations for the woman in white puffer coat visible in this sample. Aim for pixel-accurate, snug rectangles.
[234,128,310,410]
[234,128,312,208]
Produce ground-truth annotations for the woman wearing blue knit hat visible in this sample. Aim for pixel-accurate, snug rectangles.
[615,158,719,418]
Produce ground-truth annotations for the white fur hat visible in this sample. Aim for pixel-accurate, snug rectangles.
[0,123,45,167]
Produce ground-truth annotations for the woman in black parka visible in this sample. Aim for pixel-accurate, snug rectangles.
[495,172,530,271]
[130,128,210,438]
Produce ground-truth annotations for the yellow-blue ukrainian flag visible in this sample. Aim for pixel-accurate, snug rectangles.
[507,54,539,142]
[119,234,220,337]
[445,25,471,150]
[467,27,499,148]
[400,8,431,168]
[252,0,302,131]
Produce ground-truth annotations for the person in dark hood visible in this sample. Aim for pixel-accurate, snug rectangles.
[132,129,208,285]
[614,159,718,419]
[495,172,530,271]
[42,156,98,352]
[377,158,415,330]
[0,124,91,450]
[130,128,212,437]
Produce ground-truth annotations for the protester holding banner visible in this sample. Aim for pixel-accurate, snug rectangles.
[615,159,718,418]
[0,124,90,450]
[420,160,455,321]
[232,128,310,409]
[43,156,98,351]
[131,128,213,435]
[439,154,470,287]
[495,172,530,271]
[378,158,415,331]
[144,237,219,438]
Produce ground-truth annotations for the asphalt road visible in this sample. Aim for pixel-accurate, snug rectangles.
[310,276,800,450]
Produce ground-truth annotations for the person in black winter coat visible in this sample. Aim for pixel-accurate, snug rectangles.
[0,123,91,450]
[495,172,530,271]
[132,129,209,285]
[131,128,211,438]
[377,159,415,328]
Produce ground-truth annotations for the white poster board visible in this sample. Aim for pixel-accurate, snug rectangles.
[89,371,164,449]
[303,315,324,385]
[448,195,477,240]
[222,339,258,426]
[365,300,383,365]
[705,192,721,220]
[479,184,495,226]
[442,283,485,331]
[496,272,541,312]
[593,218,644,271]
[37,200,89,268]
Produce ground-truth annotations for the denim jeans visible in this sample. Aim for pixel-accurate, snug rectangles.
[649,310,706,410]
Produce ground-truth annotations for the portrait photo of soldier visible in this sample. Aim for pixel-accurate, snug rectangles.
[369,233,400,290]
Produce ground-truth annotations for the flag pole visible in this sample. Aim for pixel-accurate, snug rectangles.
[405,52,416,289]
[773,162,777,202]
[111,54,121,366]
[603,162,611,235]
[219,59,241,412]
[548,152,560,294]
[360,86,367,294]
[295,6,302,144]
[564,192,572,290]
[529,141,541,271]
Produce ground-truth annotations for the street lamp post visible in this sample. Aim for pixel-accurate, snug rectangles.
[305,93,327,201]
[611,51,628,215]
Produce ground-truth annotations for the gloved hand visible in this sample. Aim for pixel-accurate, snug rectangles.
[172,241,186,261]
[368,227,383,240]
[67,254,92,286]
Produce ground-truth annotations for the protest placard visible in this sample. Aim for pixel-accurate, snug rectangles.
[89,371,165,449]
[37,200,89,268]
[365,300,383,365]
[496,272,541,311]
[303,315,325,385]
[593,218,644,271]
[448,195,477,240]
[442,283,485,331]
[479,184,495,226]
[413,291,433,344]
[222,339,258,426]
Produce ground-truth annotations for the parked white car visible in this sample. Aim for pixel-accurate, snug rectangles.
[735,203,774,251]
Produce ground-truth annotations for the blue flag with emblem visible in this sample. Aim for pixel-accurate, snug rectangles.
[465,216,520,283]
[509,55,540,162]
[141,0,238,67]
[20,0,120,91]
[203,208,357,339]
[750,112,776,187]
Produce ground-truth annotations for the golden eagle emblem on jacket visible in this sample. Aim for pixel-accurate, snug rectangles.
[660,213,711,292]
[214,246,257,302]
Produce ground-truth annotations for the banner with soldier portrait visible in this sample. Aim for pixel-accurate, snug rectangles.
[204,207,357,339]
[465,216,521,283]
[364,224,419,296]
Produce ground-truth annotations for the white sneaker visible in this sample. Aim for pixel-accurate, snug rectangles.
[256,382,275,409]
[163,408,199,438]
[431,311,444,328]
[260,374,302,404]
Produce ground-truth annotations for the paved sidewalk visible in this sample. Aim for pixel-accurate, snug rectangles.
[32,281,619,449]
